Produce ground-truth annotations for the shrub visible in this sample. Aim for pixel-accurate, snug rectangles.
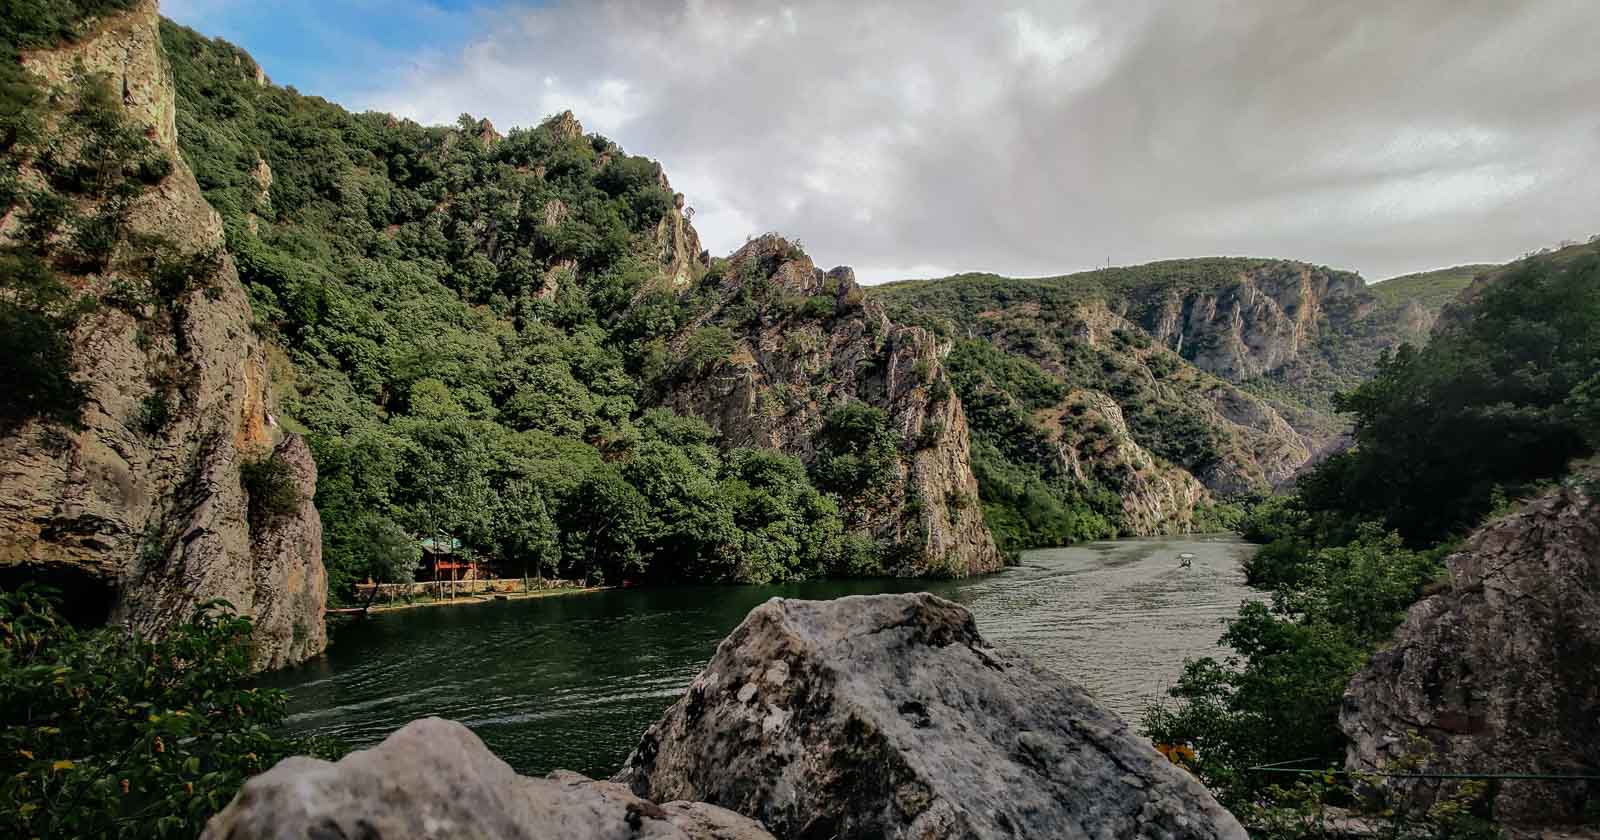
[799,293,834,320]
[137,391,172,434]
[239,453,300,519]
[0,586,337,839]
[810,400,902,498]
[0,250,90,432]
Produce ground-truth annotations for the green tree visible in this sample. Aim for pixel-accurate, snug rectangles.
[810,400,902,499]
[1300,252,1599,544]
[0,587,337,839]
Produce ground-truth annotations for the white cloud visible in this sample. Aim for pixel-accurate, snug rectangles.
[343,0,1600,281]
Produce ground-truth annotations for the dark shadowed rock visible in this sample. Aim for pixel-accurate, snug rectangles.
[201,718,774,840]
[1342,471,1600,824]
[614,593,1246,839]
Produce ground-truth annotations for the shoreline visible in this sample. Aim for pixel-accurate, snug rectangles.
[327,584,611,617]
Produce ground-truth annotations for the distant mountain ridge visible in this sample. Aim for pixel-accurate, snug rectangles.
[868,255,1487,551]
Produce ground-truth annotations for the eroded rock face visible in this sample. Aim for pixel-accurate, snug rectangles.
[615,593,1247,840]
[202,718,775,840]
[1135,263,1368,384]
[0,0,325,668]
[242,435,327,670]
[1341,474,1600,824]
[1040,390,1209,535]
[970,298,1326,498]
[659,236,1002,577]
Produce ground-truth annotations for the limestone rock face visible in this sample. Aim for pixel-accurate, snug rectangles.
[1040,390,1209,535]
[966,297,1325,497]
[615,593,1247,840]
[202,718,775,840]
[1340,473,1600,824]
[1135,263,1368,384]
[659,236,1002,577]
[0,0,325,668]
[242,435,327,670]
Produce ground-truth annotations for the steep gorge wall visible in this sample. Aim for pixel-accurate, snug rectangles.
[1127,262,1369,385]
[659,236,1003,576]
[1340,466,1600,825]
[0,0,325,669]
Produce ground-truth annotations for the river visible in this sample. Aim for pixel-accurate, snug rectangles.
[258,535,1259,778]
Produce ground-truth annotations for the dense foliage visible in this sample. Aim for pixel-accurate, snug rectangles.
[159,23,877,599]
[0,587,332,838]
[942,339,1119,553]
[1143,244,1599,825]
[1300,249,1599,545]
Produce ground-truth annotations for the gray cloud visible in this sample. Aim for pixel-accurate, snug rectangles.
[359,0,1600,282]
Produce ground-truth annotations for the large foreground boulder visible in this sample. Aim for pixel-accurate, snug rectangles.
[202,718,774,839]
[614,593,1245,839]
[1341,473,1600,824]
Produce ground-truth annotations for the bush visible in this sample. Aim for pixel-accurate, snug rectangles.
[0,586,336,839]
[137,391,172,435]
[1143,525,1445,806]
[799,293,834,320]
[0,251,90,432]
[810,401,902,498]
[239,454,300,519]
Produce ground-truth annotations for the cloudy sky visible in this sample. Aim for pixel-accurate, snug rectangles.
[164,0,1600,283]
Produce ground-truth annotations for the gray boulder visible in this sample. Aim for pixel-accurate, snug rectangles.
[1342,473,1600,824]
[614,593,1246,839]
[201,717,774,840]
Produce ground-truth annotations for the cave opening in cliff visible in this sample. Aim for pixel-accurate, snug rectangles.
[0,564,119,626]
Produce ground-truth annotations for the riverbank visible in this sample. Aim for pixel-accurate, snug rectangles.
[328,583,609,616]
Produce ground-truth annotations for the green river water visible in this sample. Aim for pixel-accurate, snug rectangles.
[258,535,1259,778]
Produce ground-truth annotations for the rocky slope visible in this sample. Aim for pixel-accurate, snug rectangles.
[616,593,1246,839]
[658,235,1003,576]
[1340,465,1600,825]
[1365,263,1493,337]
[0,0,325,668]
[870,255,1479,546]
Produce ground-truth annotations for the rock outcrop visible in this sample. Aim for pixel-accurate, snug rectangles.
[0,0,325,668]
[869,255,1475,507]
[965,294,1327,496]
[202,717,775,840]
[616,593,1247,839]
[1039,390,1209,535]
[241,435,328,669]
[660,236,1002,577]
[1128,262,1370,387]
[1340,470,1600,824]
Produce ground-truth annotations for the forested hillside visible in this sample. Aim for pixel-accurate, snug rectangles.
[158,22,999,598]
[869,256,1478,554]
[1143,240,1600,822]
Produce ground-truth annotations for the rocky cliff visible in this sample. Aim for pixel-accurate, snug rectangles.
[0,0,325,668]
[1037,389,1209,535]
[616,593,1246,839]
[658,235,1003,576]
[870,255,1472,530]
[1340,465,1600,824]
[1118,261,1373,399]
